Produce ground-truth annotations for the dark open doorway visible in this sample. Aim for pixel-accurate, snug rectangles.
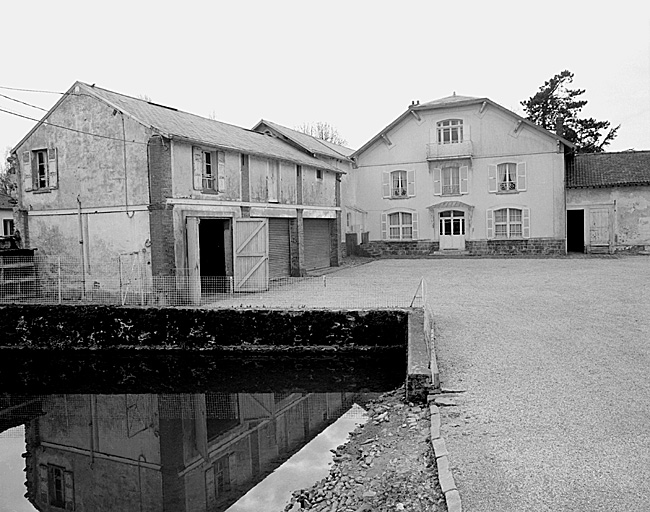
[199,219,230,292]
[567,209,585,253]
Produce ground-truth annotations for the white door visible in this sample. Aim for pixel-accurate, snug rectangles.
[590,207,610,248]
[439,210,466,250]
[233,218,269,291]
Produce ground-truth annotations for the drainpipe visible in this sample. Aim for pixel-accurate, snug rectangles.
[77,195,86,298]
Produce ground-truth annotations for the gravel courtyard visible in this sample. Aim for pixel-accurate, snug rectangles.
[335,256,650,511]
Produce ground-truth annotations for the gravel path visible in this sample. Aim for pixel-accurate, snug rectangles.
[334,257,650,511]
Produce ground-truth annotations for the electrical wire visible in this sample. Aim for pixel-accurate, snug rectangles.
[0,85,64,94]
[0,106,149,145]
[0,92,48,112]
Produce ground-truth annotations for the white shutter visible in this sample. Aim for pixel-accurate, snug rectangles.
[463,124,471,142]
[411,211,419,240]
[192,147,203,190]
[382,171,390,198]
[64,471,75,510]
[517,162,527,191]
[486,209,494,239]
[381,213,387,239]
[407,169,416,197]
[217,151,226,192]
[460,166,469,194]
[522,208,530,238]
[48,148,58,189]
[433,167,442,196]
[23,151,33,192]
[39,465,48,502]
[488,165,497,193]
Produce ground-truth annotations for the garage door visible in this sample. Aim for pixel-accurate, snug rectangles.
[304,219,331,271]
[268,218,291,278]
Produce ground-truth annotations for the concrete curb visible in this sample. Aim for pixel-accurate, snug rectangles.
[428,319,463,512]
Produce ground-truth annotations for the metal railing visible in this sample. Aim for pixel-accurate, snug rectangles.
[0,255,425,309]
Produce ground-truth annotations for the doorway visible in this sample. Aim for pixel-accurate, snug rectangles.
[199,219,230,292]
[439,210,466,250]
[566,209,584,253]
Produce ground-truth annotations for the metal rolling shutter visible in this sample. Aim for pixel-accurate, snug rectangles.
[268,218,291,278]
[304,219,331,271]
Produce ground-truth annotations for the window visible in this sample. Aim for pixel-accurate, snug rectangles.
[437,119,463,144]
[441,167,460,195]
[215,455,231,495]
[2,219,14,236]
[35,150,48,189]
[494,208,523,238]
[39,465,74,509]
[23,148,58,192]
[193,147,224,192]
[391,170,407,197]
[497,163,517,192]
[388,212,413,240]
[489,162,526,193]
[316,169,323,180]
[439,210,465,236]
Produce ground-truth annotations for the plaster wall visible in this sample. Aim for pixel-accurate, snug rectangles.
[14,92,150,212]
[355,103,565,242]
[567,186,650,248]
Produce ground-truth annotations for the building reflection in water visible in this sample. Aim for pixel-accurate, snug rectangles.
[23,392,365,511]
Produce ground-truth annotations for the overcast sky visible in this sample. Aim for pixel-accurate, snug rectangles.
[1,0,649,159]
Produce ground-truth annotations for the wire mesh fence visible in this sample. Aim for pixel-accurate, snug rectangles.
[0,255,425,309]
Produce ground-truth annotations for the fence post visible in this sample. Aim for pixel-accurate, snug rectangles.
[58,256,62,304]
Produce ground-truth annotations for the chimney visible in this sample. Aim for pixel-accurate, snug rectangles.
[555,116,564,137]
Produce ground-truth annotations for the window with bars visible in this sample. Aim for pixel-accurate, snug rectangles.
[494,208,523,238]
[497,163,517,192]
[388,212,413,240]
[441,167,460,195]
[391,170,407,197]
[437,119,463,144]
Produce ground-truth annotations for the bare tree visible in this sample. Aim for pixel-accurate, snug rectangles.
[296,122,347,146]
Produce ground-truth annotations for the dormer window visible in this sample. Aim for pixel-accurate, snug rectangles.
[437,119,463,144]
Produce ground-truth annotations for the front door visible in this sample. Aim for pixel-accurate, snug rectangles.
[439,210,466,250]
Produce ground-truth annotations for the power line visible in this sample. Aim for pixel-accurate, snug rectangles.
[0,107,149,146]
[0,92,48,112]
[0,85,64,94]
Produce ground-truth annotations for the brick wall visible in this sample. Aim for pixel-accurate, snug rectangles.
[147,137,175,275]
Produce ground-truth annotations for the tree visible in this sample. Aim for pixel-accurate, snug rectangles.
[296,121,347,146]
[521,70,619,153]
[0,147,16,198]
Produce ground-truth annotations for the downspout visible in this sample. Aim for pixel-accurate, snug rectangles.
[77,195,86,298]
[120,112,135,218]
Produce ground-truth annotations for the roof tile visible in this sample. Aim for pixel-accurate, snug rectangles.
[566,151,650,188]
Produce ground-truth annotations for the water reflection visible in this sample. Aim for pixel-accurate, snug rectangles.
[6,392,375,511]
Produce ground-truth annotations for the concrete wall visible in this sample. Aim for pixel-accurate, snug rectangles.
[567,185,650,251]
[353,102,566,252]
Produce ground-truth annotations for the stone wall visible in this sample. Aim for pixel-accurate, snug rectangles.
[466,238,565,256]
[357,241,438,257]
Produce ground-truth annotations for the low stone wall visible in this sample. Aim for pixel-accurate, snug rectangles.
[467,238,565,256]
[358,241,438,257]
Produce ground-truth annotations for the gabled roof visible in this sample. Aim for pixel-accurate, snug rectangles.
[352,94,574,158]
[13,82,340,173]
[252,119,354,159]
[566,151,650,188]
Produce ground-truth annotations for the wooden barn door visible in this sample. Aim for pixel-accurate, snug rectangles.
[233,218,268,291]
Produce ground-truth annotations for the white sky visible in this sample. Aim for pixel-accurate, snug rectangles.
[1,0,649,157]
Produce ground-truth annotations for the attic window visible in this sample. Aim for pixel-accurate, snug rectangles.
[437,119,463,144]
[316,169,323,180]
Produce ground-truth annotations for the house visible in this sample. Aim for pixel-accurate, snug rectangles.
[11,82,344,300]
[0,192,14,237]
[349,94,573,256]
[24,392,355,511]
[566,150,650,253]
[251,119,358,256]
